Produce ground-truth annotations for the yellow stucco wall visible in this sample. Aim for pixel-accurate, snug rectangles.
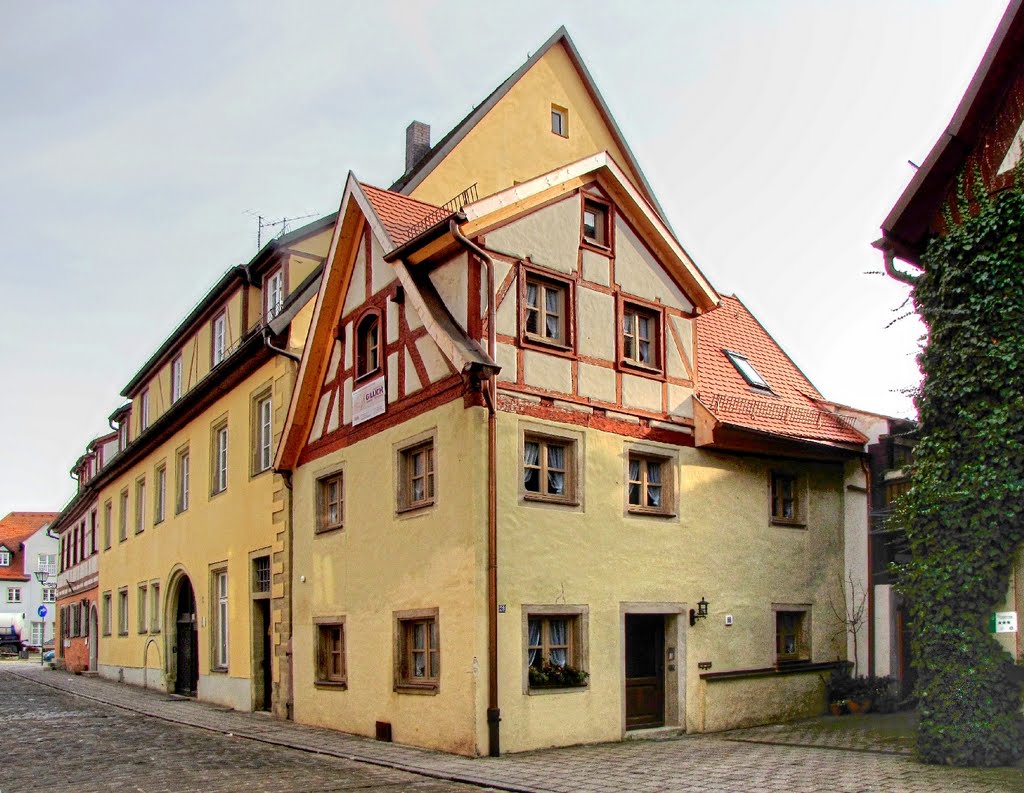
[494,414,848,753]
[409,42,648,206]
[97,356,293,710]
[291,399,488,755]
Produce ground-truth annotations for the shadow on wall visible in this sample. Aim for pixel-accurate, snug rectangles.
[143,637,161,689]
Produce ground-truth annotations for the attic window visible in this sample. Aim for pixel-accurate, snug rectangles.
[724,350,772,391]
[582,199,609,248]
[0,549,9,567]
[551,104,568,137]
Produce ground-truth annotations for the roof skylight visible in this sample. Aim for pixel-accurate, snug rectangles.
[724,350,772,391]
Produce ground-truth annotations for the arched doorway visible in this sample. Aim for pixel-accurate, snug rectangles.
[171,576,199,696]
[88,606,98,671]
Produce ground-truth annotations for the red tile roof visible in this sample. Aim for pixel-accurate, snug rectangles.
[694,296,866,446]
[0,512,57,582]
[360,184,442,248]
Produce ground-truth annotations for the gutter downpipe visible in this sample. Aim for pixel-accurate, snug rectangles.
[861,455,874,679]
[449,218,500,757]
[263,327,302,362]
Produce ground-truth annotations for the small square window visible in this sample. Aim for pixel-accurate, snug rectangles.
[523,434,575,504]
[582,199,609,248]
[398,441,435,512]
[775,608,810,664]
[770,471,802,524]
[522,272,571,348]
[395,610,439,692]
[252,556,271,594]
[317,472,344,533]
[621,303,661,371]
[551,104,568,137]
[527,614,587,689]
[627,453,672,515]
[315,620,347,687]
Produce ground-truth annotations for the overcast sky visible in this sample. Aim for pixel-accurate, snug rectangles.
[0,0,1009,513]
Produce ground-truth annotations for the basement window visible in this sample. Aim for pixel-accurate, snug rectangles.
[724,350,772,392]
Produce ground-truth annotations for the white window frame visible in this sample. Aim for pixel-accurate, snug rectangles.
[214,570,229,670]
[0,550,8,567]
[265,269,284,320]
[177,448,190,513]
[137,584,148,634]
[257,395,273,473]
[212,312,227,365]
[42,585,56,604]
[155,464,167,524]
[37,553,57,575]
[171,355,183,403]
[213,424,229,494]
[7,587,21,604]
[118,589,129,635]
[135,477,146,534]
[140,389,150,431]
[31,621,44,647]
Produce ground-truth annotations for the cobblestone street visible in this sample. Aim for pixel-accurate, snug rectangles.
[4,662,1023,793]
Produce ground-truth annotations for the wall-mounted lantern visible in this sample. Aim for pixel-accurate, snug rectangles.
[689,597,709,627]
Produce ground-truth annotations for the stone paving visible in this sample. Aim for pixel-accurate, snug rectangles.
[0,666,494,793]
[5,661,1023,792]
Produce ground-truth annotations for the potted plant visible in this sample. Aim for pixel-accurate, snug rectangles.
[529,658,589,689]
[825,664,855,715]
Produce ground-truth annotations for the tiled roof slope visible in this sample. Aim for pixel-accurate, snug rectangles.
[360,185,442,248]
[695,296,866,446]
[0,512,57,582]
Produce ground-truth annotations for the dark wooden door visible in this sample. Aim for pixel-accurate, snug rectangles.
[175,581,198,696]
[255,599,272,711]
[625,614,665,729]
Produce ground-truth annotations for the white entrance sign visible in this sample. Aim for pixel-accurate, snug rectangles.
[352,375,386,426]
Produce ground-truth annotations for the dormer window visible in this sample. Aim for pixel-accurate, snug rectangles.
[0,548,9,567]
[265,268,284,321]
[582,198,609,248]
[356,312,381,380]
[119,420,129,451]
[724,350,772,392]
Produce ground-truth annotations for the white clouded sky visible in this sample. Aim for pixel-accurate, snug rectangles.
[0,0,1009,513]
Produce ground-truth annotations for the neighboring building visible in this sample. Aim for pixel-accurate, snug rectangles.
[272,27,876,755]
[875,0,1024,665]
[50,432,119,672]
[0,512,59,650]
[89,221,331,713]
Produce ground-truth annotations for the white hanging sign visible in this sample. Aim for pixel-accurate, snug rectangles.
[352,375,386,426]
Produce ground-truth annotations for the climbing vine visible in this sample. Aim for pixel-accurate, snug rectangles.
[892,168,1024,766]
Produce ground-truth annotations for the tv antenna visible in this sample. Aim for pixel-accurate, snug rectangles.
[244,210,318,250]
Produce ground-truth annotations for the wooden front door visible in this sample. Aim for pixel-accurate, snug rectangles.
[174,580,198,696]
[625,614,665,729]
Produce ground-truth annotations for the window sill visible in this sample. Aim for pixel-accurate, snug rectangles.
[354,369,382,385]
[150,629,161,635]
[117,631,129,637]
[154,519,164,527]
[315,524,345,536]
[210,666,229,675]
[627,507,676,518]
[396,501,435,515]
[395,682,438,695]
[580,239,612,256]
[619,360,664,379]
[137,630,148,636]
[523,493,579,507]
[209,489,227,500]
[314,680,348,690]
[250,467,271,480]
[770,519,807,529]
[520,336,575,358]
[528,683,589,696]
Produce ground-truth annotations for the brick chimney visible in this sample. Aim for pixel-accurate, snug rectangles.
[405,121,431,173]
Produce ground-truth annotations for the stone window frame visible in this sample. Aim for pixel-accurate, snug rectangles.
[393,607,440,695]
[314,615,347,689]
[772,603,812,665]
[154,460,167,525]
[175,444,190,514]
[624,441,679,518]
[521,604,589,695]
[210,414,229,497]
[102,591,112,636]
[117,587,129,636]
[395,429,438,515]
[149,580,161,634]
[210,565,229,672]
[769,468,808,528]
[250,383,274,477]
[134,476,146,534]
[518,420,584,510]
[118,488,129,542]
[137,583,148,635]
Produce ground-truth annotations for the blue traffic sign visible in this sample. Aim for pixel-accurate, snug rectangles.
[37,605,47,619]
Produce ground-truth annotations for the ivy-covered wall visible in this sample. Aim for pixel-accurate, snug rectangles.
[895,173,1024,766]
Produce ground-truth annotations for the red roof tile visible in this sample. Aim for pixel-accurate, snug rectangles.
[360,184,442,248]
[694,296,866,446]
[0,512,57,582]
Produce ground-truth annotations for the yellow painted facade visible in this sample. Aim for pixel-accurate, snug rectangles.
[408,41,650,208]
[95,225,331,712]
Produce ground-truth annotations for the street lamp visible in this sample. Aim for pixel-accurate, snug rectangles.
[33,570,50,665]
